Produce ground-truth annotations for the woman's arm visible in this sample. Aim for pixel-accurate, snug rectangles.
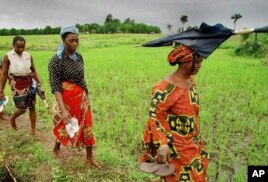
[145,84,179,163]
[54,91,71,123]
[48,56,71,123]
[30,56,41,84]
[0,55,10,99]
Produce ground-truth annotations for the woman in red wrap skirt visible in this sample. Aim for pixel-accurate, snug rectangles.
[48,25,101,168]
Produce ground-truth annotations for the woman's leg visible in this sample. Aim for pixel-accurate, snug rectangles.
[53,141,61,156]
[10,109,26,130]
[86,146,102,168]
[29,105,36,135]
[0,111,8,120]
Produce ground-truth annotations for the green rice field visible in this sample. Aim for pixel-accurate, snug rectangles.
[0,34,267,181]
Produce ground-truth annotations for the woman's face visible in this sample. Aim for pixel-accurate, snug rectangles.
[13,40,25,55]
[192,56,203,75]
[64,33,79,53]
[183,56,203,75]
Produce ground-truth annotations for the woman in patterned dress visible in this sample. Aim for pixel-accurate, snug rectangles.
[48,25,101,168]
[0,36,41,135]
[140,45,209,181]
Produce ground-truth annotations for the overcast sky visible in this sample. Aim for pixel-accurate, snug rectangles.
[0,0,267,33]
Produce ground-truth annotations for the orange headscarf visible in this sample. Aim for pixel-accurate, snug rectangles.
[167,44,194,64]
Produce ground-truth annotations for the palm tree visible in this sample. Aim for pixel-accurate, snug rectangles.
[167,24,172,34]
[180,15,188,31]
[231,13,242,30]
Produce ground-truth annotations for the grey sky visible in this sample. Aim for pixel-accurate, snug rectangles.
[0,0,267,32]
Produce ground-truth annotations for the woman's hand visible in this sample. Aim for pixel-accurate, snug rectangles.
[54,91,71,124]
[155,144,170,164]
[61,108,71,124]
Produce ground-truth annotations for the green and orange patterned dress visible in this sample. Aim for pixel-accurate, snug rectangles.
[140,79,209,182]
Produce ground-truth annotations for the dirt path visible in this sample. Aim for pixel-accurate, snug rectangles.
[0,113,88,163]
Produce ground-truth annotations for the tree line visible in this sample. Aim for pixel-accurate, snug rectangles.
[0,14,161,36]
[167,13,243,33]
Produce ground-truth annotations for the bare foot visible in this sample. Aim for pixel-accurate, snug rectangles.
[0,115,8,121]
[31,129,36,135]
[53,146,61,157]
[87,158,102,169]
[10,119,17,130]
[53,142,61,158]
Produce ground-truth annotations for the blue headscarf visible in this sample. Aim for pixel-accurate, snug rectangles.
[57,25,79,61]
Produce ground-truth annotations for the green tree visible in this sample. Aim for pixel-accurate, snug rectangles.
[231,13,242,30]
[90,23,101,33]
[0,28,10,35]
[10,28,17,35]
[104,17,121,33]
[105,13,113,24]
[32,28,40,34]
[180,15,188,31]
[75,24,83,32]
[52,27,61,34]
[135,23,147,33]
[167,24,172,33]
[82,24,91,33]
[43,26,52,34]
[121,23,134,33]
[20,29,26,35]
[123,18,135,24]
[121,18,135,33]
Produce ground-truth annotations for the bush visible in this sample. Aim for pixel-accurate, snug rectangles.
[235,41,261,57]
[235,34,268,58]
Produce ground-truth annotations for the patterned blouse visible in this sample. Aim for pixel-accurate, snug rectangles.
[48,51,88,94]
[140,79,209,182]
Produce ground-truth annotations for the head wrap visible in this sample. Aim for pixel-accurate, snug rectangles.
[57,25,79,61]
[167,44,194,64]
[60,25,79,37]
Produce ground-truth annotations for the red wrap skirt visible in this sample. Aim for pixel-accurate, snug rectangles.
[53,81,95,147]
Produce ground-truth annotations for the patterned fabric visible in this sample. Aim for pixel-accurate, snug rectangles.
[53,81,95,147]
[167,45,194,64]
[9,74,36,109]
[48,51,88,94]
[140,80,209,182]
